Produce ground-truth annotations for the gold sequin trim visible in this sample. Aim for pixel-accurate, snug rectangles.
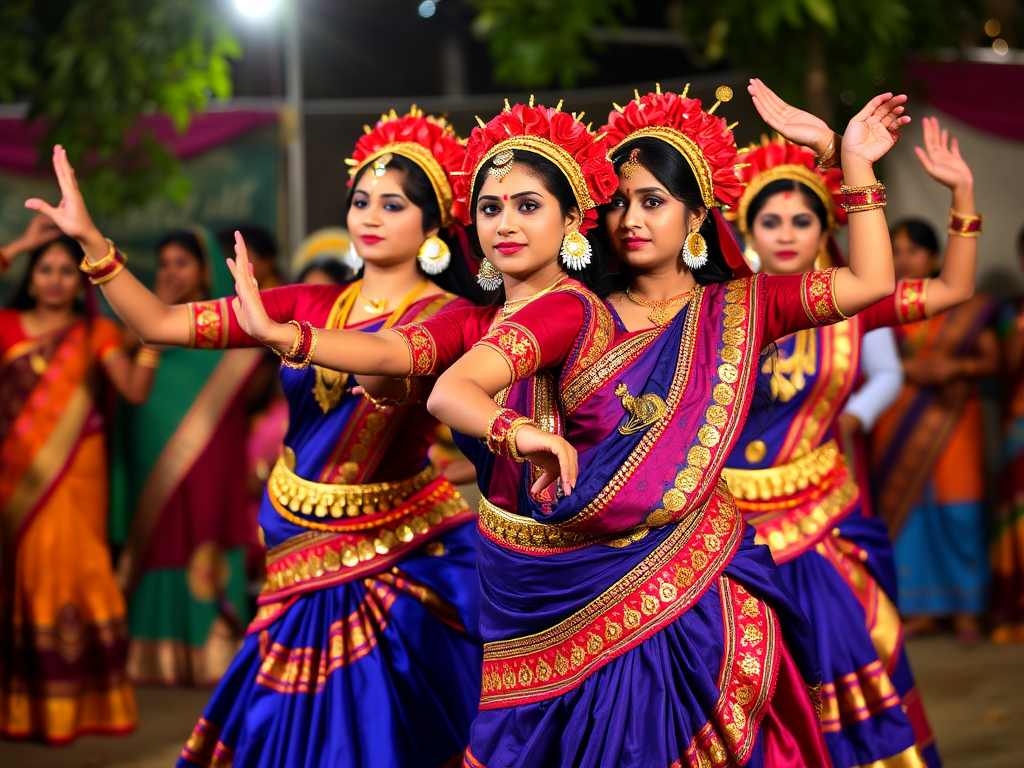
[723,439,842,501]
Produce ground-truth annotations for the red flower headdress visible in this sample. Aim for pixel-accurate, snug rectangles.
[452,99,618,234]
[731,136,846,240]
[600,84,743,209]
[346,106,466,228]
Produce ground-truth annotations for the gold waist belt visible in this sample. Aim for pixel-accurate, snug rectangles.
[478,497,651,551]
[723,440,842,502]
[268,453,436,519]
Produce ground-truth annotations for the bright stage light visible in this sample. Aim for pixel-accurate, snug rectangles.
[418,1,437,18]
[235,0,281,18]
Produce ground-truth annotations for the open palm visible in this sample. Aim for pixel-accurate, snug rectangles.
[226,231,275,341]
[842,93,911,165]
[914,117,972,190]
[25,146,100,242]
[747,78,832,153]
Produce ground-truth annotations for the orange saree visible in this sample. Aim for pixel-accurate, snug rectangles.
[0,309,137,743]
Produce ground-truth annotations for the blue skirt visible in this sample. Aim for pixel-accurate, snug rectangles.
[784,512,941,768]
[178,523,482,768]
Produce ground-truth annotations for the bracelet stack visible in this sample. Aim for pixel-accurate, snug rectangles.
[948,208,983,237]
[79,239,127,285]
[840,182,886,213]
[363,378,414,409]
[134,347,162,369]
[815,134,838,171]
[486,408,535,463]
[273,320,318,369]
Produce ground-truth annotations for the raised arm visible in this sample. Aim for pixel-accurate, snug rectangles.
[25,146,193,346]
[913,117,979,317]
[0,213,61,271]
[829,93,904,316]
[227,231,412,375]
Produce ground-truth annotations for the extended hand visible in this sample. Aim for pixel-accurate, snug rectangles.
[914,117,973,191]
[747,78,832,154]
[842,93,912,166]
[515,425,578,498]
[25,146,102,245]
[226,231,277,342]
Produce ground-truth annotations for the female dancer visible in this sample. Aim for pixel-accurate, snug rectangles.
[715,81,980,768]
[109,227,265,686]
[0,220,156,743]
[872,219,999,644]
[29,108,484,768]
[228,90,901,767]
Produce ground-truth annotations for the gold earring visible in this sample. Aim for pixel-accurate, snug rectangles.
[477,258,502,291]
[682,224,708,270]
[417,236,451,275]
[560,230,592,270]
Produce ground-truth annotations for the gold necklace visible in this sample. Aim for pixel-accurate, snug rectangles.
[624,287,692,326]
[499,276,567,319]
[360,294,387,315]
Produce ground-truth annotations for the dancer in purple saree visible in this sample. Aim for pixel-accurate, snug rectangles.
[228,92,903,767]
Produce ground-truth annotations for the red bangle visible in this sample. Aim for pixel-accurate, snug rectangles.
[486,408,524,457]
[840,183,886,213]
[948,208,983,237]
[88,250,127,285]
[280,321,315,369]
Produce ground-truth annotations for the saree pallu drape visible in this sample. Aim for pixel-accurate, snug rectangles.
[872,296,997,618]
[993,360,1024,643]
[178,285,481,768]
[457,279,830,768]
[724,318,937,768]
[0,313,136,743]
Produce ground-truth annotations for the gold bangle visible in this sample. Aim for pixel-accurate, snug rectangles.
[79,238,117,275]
[506,417,534,463]
[135,347,162,369]
[88,257,127,285]
[363,378,413,408]
[272,319,303,360]
[947,207,983,237]
[815,133,838,170]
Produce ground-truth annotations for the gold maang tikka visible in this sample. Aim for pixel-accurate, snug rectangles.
[489,150,515,181]
[372,152,394,178]
[621,148,643,179]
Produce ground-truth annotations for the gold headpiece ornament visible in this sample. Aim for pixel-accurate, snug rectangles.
[345,106,466,228]
[600,84,743,209]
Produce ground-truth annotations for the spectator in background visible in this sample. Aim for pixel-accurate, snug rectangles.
[297,256,356,286]
[0,217,156,742]
[872,219,1000,645]
[992,225,1024,643]
[110,227,267,686]
[220,224,286,289]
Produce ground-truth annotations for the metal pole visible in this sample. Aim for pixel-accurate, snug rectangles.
[283,0,306,256]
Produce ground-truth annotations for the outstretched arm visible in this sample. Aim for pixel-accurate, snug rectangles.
[913,117,979,317]
[26,146,193,346]
[227,231,412,375]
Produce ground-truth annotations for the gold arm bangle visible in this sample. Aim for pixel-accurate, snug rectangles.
[506,417,534,463]
[363,378,413,408]
[134,347,162,369]
[79,238,117,275]
[272,320,303,360]
[815,133,838,170]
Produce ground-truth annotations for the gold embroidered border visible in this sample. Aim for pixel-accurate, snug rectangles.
[894,279,930,324]
[478,487,742,708]
[389,323,437,376]
[800,268,846,326]
[556,286,706,528]
[474,321,542,380]
[819,660,901,733]
[561,327,661,416]
[724,439,842,501]
[683,576,779,768]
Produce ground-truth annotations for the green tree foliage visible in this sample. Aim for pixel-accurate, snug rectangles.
[468,0,985,122]
[0,1,239,215]
[469,0,631,89]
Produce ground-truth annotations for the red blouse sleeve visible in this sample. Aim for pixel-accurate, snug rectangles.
[184,285,343,349]
[473,292,586,381]
[858,278,930,332]
[388,290,588,381]
[388,304,481,376]
[760,268,848,345]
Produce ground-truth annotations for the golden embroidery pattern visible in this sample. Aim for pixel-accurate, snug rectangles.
[764,329,817,402]
[475,322,542,380]
[616,382,668,435]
